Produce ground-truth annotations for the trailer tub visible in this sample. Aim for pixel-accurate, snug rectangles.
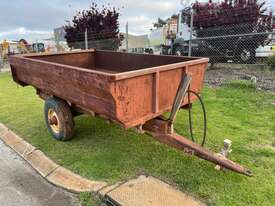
[9,50,208,128]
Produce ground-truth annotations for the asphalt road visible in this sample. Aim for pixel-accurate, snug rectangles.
[0,140,79,206]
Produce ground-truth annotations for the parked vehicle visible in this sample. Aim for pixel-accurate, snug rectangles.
[130,47,153,54]
[256,36,275,61]
[159,0,273,63]
[6,39,45,55]
[32,42,45,53]
[9,50,251,176]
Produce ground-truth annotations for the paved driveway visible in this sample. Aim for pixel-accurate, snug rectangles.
[0,140,79,206]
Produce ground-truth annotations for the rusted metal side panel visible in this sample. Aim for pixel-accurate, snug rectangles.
[10,65,28,86]
[112,63,207,128]
[9,57,116,119]
[113,74,154,125]
[158,68,184,110]
[31,52,95,69]
[187,63,207,94]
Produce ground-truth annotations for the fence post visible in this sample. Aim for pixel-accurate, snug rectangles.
[188,9,194,57]
[85,28,88,50]
[126,22,129,52]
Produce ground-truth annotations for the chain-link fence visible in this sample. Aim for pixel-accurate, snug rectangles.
[159,2,275,66]
[64,29,152,55]
[189,21,275,65]
[53,25,275,67]
[65,29,122,51]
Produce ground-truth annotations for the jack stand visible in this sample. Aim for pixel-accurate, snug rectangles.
[215,139,232,171]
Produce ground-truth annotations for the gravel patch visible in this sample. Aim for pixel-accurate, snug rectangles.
[204,66,275,92]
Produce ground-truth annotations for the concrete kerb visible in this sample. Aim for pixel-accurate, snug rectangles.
[25,149,59,177]
[0,123,206,205]
[0,123,107,193]
[0,123,9,137]
[47,167,107,193]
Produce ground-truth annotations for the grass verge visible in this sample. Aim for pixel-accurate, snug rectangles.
[79,192,100,206]
[0,72,275,205]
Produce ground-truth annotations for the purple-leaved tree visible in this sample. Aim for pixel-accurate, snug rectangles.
[64,3,123,50]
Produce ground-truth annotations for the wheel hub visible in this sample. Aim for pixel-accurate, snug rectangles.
[48,108,60,133]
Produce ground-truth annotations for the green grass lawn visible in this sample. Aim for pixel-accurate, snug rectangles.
[0,72,275,206]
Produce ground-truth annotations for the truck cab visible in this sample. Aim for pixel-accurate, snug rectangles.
[176,9,192,41]
[162,8,196,56]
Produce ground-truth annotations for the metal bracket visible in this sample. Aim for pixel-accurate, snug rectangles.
[168,73,192,127]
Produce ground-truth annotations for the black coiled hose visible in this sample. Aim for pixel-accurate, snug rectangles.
[187,89,207,146]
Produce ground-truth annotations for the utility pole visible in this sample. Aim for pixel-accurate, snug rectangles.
[126,22,129,52]
[85,28,88,50]
[188,9,193,57]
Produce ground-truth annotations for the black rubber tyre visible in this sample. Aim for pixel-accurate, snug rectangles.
[173,46,184,56]
[44,97,74,141]
[237,48,256,64]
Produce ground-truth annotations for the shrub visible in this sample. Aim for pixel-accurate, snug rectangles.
[64,3,123,50]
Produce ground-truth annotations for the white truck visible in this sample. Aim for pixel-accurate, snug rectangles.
[152,3,274,64]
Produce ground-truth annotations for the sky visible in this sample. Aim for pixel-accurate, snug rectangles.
[0,0,274,41]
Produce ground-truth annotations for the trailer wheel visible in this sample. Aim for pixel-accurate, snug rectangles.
[44,97,74,141]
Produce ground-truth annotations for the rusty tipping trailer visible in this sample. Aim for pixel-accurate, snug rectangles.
[9,49,252,176]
